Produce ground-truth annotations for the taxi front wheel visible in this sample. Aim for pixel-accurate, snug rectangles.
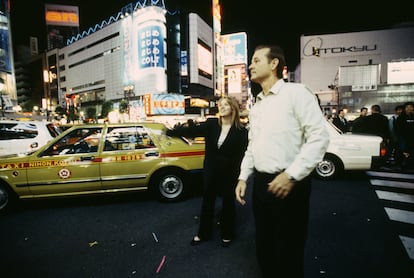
[0,184,16,213]
[151,169,187,202]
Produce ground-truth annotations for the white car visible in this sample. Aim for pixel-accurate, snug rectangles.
[0,120,62,156]
[313,121,384,180]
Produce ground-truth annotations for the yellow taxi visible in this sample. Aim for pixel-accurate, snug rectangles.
[0,122,205,212]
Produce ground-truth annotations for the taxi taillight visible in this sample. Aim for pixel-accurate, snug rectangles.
[380,145,387,157]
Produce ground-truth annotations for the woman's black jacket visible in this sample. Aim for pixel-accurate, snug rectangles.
[166,118,248,189]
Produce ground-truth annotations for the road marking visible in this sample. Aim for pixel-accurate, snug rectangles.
[369,171,414,261]
[399,236,414,260]
[371,179,414,190]
[366,171,414,180]
[384,207,414,225]
[376,190,414,204]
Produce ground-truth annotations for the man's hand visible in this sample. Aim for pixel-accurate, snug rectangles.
[235,180,247,205]
[267,172,295,199]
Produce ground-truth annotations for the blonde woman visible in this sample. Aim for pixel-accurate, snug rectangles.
[167,96,248,247]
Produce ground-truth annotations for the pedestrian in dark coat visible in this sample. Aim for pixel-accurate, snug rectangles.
[332,109,349,133]
[395,101,414,169]
[167,96,248,247]
[354,104,390,141]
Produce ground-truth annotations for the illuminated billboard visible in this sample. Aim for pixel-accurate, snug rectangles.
[0,0,12,73]
[180,50,188,76]
[225,64,248,100]
[198,40,213,79]
[212,0,221,34]
[188,13,214,89]
[227,67,242,93]
[387,61,414,84]
[222,32,248,66]
[138,25,164,68]
[45,4,79,27]
[0,25,11,72]
[122,6,167,95]
[143,93,185,115]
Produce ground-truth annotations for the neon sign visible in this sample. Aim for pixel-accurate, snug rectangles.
[46,11,79,25]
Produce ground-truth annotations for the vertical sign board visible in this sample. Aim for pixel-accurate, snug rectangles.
[137,25,164,68]
[180,50,188,76]
[122,16,133,85]
[30,37,39,56]
[212,0,223,95]
[227,67,242,94]
[222,33,248,98]
[125,6,167,96]
[0,0,11,73]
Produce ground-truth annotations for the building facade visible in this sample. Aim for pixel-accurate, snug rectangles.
[300,25,414,115]
[43,3,226,121]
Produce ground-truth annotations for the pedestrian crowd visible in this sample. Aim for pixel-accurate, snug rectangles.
[331,102,414,170]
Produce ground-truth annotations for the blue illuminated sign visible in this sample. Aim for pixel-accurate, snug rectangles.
[138,25,164,69]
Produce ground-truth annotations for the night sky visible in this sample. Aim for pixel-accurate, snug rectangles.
[9,0,414,69]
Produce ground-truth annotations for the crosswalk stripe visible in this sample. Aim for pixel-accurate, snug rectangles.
[399,236,414,260]
[376,190,414,204]
[371,179,414,189]
[369,171,414,261]
[384,207,414,225]
[366,171,414,180]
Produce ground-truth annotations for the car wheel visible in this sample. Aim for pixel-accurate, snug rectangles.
[151,169,186,202]
[314,154,344,180]
[0,184,15,213]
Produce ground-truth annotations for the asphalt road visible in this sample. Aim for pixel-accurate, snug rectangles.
[1,171,413,278]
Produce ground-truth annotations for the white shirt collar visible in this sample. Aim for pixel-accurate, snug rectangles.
[256,79,285,101]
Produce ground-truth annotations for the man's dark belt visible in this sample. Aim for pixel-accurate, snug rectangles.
[254,168,282,179]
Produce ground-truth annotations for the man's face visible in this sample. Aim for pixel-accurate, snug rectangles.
[405,104,414,115]
[361,109,368,116]
[249,48,274,83]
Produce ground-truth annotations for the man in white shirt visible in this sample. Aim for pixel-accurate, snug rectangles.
[235,45,329,278]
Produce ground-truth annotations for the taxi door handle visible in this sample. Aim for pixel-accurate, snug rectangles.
[145,151,159,157]
[80,156,94,161]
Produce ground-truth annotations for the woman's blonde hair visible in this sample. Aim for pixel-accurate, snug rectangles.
[218,96,243,129]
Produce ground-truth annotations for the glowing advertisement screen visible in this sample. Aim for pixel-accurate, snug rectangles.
[45,4,79,27]
[227,67,242,93]
[388,61,414,84]
[144,94,185,115]
[0,0,11,73]
[222,32,248,66]
[122,6,167,95]
[181,50,188,76]
[0,27,11,72]
[198,40,213,79]
[138,25,164,69]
